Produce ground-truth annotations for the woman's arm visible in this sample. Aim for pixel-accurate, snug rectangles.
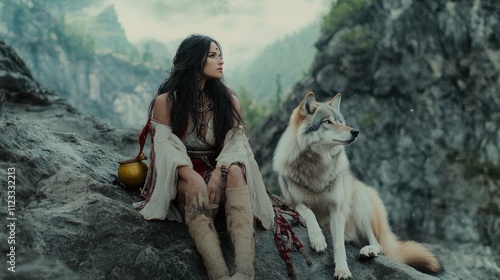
[206,94,244,205]
[230,94,242,127]
[153,94,209,208]
[153,94,192,180]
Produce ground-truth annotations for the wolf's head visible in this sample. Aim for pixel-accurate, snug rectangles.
[291,92,359,152]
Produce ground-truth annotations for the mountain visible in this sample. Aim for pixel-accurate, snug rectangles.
[85,4,137,55]
[229,22,320,104]
[135,38,172,67]
[0,0,167,128]
[249,0,500,279]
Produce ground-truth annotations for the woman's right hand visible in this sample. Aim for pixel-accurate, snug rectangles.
[178,166,211,211]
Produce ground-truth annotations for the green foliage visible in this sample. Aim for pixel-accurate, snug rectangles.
[230,22,320,100]
[338,25,377,51]
[11,2,29,23]
[266,182,281,196]
[9,1,95,60]
[238,86,269,132]
[482,201,500,216]
[360,110,381,127]
[142,43,154,63]
[446,151,500,216]
[129,48,140,62]
[275,73,282,110]
[115,45,127,56]
[228,23,320,131]
[446,150,500,180]
[466,158,500,181]
[321,0,372,34]
[58,21,96,60]
[229,23,321,128]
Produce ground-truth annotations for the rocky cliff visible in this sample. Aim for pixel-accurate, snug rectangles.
[86,4,137,55]
[249,0,500,279]
[0,41,462,279]
[0,0,167,128]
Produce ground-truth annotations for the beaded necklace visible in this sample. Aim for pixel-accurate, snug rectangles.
[197,93,214,140]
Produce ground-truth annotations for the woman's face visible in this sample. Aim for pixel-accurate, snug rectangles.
[202,42,224,80]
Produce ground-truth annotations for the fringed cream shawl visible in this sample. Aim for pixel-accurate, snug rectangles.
[137,120,275,230]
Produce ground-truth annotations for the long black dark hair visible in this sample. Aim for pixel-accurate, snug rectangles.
[152,34,243,151]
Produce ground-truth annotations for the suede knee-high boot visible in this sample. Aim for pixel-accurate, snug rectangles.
[225,186,255,280]
[185,208,230,280]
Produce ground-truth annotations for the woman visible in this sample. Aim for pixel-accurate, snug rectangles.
[137,34,274,280]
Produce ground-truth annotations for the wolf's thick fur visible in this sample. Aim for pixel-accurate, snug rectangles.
[273,92,441,279]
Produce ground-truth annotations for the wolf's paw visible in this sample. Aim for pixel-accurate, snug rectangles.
[309,232,327,253]
[359,245,381,259]
[334,268,352,280]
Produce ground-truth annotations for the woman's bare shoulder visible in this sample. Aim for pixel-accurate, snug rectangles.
[152,93,173,124]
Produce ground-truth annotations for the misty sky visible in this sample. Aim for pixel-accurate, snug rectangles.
[111,0,331,70]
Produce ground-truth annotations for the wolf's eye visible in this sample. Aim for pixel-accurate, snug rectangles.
[323,119,332,124]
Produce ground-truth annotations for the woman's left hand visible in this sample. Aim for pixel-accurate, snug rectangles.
[207,168,224,206]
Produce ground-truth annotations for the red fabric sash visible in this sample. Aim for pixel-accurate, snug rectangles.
[138,100,156,204]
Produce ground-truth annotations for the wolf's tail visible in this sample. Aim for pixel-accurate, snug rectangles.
[367,188,441,274]
[395,241,441,273]
[377,225,441,273]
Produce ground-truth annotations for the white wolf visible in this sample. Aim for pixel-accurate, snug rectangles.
[272,92,441,279]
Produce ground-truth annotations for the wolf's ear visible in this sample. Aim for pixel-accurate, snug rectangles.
[328,93,341,111]
[299,92,318,116]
